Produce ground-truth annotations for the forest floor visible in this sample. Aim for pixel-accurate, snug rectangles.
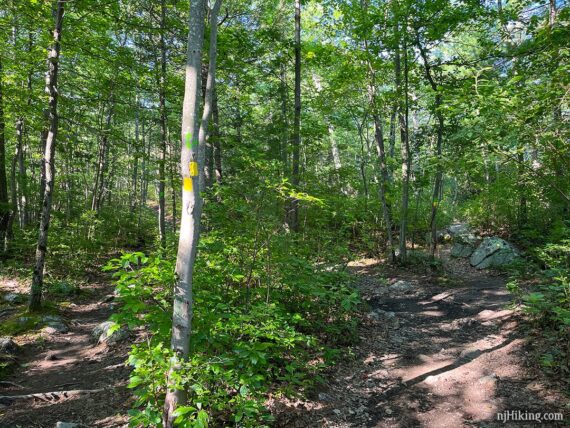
[0,273,131,428]
[1,250,568,427]
[273,251,569,427]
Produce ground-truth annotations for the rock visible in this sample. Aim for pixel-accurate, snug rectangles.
[318,392,331,401]
[3,293,23,304]
[0,337,19,355]
[470,237,519,269]
[99,294,115,304]
[92,321,128,345]
[368,310,399,328]
[42,315,63,323]
[451,243,474,258]
[41,326,59,335]
[46,322,69,334]
[448,223,470,236]
[16,316,34,326]
[389,280,414,292]
[55,423,78,428]
[333,409,341,416]
[45,351,59,361]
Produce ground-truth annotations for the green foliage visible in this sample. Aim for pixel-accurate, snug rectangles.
[105,232,360,426]
[510,230,570,381]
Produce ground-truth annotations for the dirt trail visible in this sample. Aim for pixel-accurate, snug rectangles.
[0,278,131,428]
[275,257,569,427]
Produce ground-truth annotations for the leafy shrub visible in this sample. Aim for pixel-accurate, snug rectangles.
[516,236,570,381]
[104,241,360,427]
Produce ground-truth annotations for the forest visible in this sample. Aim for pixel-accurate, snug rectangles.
[0,0,568,426]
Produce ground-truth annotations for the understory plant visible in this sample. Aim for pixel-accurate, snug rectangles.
[104,232,360,427]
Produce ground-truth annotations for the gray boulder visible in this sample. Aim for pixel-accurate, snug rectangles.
[3,293,24,304]
[92,321,128,344]
[45,322,69,334]
[470,237,519,269]
[368,309,400,328]
[448,223,470,236]
[40,315,69,334]
[451,243,474,258]
[0,337,19,355]
[55,423,78,428]
[389,280,414,292]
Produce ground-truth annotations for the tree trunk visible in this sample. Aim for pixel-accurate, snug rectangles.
[397,35,411,263]
[163,0,207,424]
[364,33,395,262]
[168,137,177,228]
[30,0,64,311]
[198,0,223,191]
[279,62,288,176]
[417,35,444,258]
[16,118,27,228]
[286,0,301,232]
[212,86,222,185]
[0,56,9,252]
[157,0,168,248]
[388,103,397,161]
[91,101,113,212]
[8,154,17,242]
[130,94,140,215]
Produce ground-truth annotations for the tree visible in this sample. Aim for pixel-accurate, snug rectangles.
[286,0,302,232]
[29,0,64,311]
[163,0,207,424]
[0,56,8,252]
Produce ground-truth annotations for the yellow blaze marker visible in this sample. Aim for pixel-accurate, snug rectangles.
[183,177,193,192]
[189,162,198,177]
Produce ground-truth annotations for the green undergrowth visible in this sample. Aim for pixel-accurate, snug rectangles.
[0,302,59,337]
[505,224,570,385]
[104,234,361,427]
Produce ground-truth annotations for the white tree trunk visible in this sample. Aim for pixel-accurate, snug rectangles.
[163,0,207,425]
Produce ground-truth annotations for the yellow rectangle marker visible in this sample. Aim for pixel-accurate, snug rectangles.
[183,177,193,192]
[189,162,198,177]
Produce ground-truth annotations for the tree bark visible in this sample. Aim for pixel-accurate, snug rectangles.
[157,0,168,248]
[198,0,223,191]
[364,34,395,262]
[163,0,207,424]
[0,56,9,252]
[16,118,27,228]
[286,0,302,232]
[212,86,222,185]
[417,37,444,258]
[130,94,140,215]
[30,0,64,311]
[91,100,113,212]
[396,33,411,263]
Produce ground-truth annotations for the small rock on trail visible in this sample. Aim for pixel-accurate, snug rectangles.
[92,321,129,345]
[0,337,18,355]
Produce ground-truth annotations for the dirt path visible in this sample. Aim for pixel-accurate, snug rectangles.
[0,278,131,428]
[275,258,569,427]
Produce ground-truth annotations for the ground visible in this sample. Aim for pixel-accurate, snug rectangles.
[1,252,568,427]
[0,275,131,428]
[271,254,569,427]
